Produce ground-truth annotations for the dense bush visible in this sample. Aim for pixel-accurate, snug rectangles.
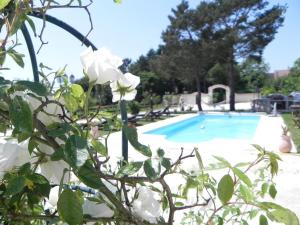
[128,101,140,115]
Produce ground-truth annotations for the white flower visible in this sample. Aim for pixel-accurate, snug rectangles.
[110,73,140,102]
[0,140,31,178]
[38,143,70,184]
[12,91,63,126]
[80,47,123,84]
[186,164,200,176]
[132,187,161,223]
[83,199,114,218]
[47,186,60,208]
[35,100,63,126]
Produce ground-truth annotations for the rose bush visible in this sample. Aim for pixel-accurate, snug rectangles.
[0,50,299,224]
[0,1,299,225]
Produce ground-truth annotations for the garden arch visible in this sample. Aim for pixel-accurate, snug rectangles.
[20,12,129,161]
[208,84,230,104]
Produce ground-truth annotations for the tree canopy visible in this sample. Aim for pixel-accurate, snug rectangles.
[152,0,285,111]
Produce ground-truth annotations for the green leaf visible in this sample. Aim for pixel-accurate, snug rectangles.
[269,184,277,199]
[259,201,283,210]
[232,167,252,187]
[16,80,48,96]
[239,184,253,202]
[65,135,88,168]
[241,219,249,225]
[63,94,79,113]
[162,195,168,210]
[259,201,300,225]
[48,123,72,138]
[18,163,31,175]
[0,50,6,67]
[268,208,299,225]
[57,189,83,225]
[0,0,11,10]
[157,148,165,157]
[50,148,65,161]
[25,15,36,36]
[114,0,122,3]
[91,140,107,156]
[123,125,152,157]
[175,202,184,207]
[9,96,33,134]
[28,137,38,155]
[17,132,31,142]
[27,173,48,184]
[143,159,159,180]
[0,101,9,111]
[267,152,281,177]
[70,84,84,98]
[213,156,231,167]
[77,161,103,189]
[28,174,51,198]
[217,217,224,225]
[195,150,204,171]
[6,176,26,195]
[0,76,10,85]
[252,144,266,154]
[116,161,143,178]
[217,174,234,205]
[182,177,199,197]
[249,209,259,219]
[261,183,269,197]
[7,49,24,68]
[259,214,268,225]
[161,157,171,170]
[234,162,251,168]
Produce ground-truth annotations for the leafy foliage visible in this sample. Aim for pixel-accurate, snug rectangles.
[0,1,298,225]
[57,189,83,225]
[261,58,300,95]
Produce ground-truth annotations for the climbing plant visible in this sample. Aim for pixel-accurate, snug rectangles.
[0,1,299,225]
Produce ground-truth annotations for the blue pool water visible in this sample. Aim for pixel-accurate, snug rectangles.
[144,114,261,143]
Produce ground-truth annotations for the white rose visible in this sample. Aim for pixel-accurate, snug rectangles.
[80,46,123,84]
[132,186,161,223]
[12,91,63,126]
[110,73,140,102]
[35,100,63,126]
[83,199,114,218]
[0,140,31,178]
[47,186,60,208]
[38,143,70,184]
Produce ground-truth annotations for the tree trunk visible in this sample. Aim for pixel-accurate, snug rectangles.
[196,76,203,111]
[171,78,178,94]
[228,53,235,111]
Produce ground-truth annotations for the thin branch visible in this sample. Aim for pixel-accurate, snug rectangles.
[32,0,94,53]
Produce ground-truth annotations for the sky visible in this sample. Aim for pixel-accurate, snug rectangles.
[1,0,300,81]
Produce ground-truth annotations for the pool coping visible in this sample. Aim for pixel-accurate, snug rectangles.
[137,112,289,152]
[104,112,300,219]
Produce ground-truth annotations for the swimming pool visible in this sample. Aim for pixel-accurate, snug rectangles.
[144,114,261,143]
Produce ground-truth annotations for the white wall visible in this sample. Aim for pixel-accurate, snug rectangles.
[164,92,260,106]
[235,93,260,103]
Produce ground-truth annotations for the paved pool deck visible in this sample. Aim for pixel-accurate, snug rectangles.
[1,112,298,224]
[106,112,300,223]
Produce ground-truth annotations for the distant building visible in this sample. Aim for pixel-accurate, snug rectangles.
[271,69,290,78]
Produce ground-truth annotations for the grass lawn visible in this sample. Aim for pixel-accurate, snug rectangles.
[281,113,300,153]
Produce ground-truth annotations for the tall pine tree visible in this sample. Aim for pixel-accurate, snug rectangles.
[212,0,286,110]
